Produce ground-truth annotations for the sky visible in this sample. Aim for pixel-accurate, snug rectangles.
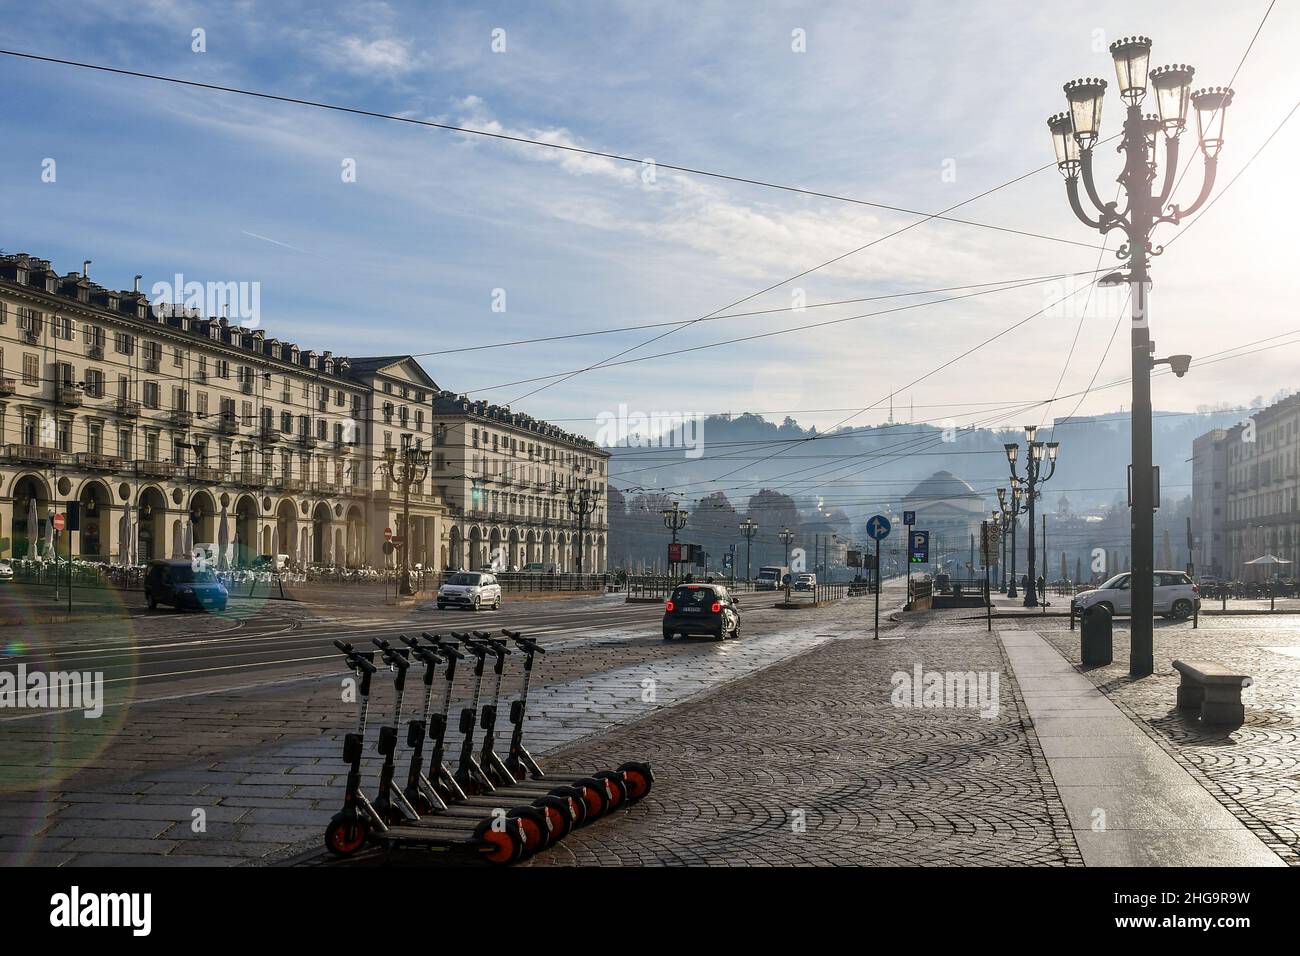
[1,0,1297,455]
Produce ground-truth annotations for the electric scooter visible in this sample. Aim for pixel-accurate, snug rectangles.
[493,628,654,806]
[451,633,499,795]
[395,634,559,854]
[462,630,634,823]
[323,640,524,864]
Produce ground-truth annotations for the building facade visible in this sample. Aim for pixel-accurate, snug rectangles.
[0,252,602,572]
[429,393,609,572]
[1190,426,1236,578]
[899,471,987,572]
[1207,394,1300,578]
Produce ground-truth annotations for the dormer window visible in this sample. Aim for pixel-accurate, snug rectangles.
[15,267,28,285]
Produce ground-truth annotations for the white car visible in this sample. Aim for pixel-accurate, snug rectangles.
[0,559,12,581]
[792,573,817,591]
[436,571,502,611]
[1073,570,1201,620]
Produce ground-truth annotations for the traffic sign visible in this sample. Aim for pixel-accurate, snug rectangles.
[52,513,66,532]
[909,530,930,563]
[866,515,891,541]
[903,510,916,526]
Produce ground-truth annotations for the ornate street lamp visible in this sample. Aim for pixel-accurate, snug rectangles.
[1003,475,1027,598]
[778,527,795,602]
[739,517,758,585]
[377,442,431,594]
[661,501,688,578]
[1048,35,1229,675]
[1006,430,1059,608]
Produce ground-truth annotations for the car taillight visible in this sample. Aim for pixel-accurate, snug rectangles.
[665,600,675,612]
[711,601,721,613]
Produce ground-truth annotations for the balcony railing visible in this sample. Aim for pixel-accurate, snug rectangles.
[169,409,194,427]
[5,444,61,466]
[187,465,222,483]
[74,452,123,471]
[114,398,141,417]
[297,434,317,448]
[86,344,105,360]
[57,385,82,407]
[240,380,254,395]
[143,358,161,372]
[136,460,177,479]
[0,377,15,397]
[282,478,306,493]
[218,414,239,435]
[258,427,281,443]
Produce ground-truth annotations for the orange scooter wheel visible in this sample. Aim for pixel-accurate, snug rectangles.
[594,771,628,811]
[572,778,610,821]
[532,795,575,845]
[617,762,655,801]
[474,818,524,865]
[507,806,549,856]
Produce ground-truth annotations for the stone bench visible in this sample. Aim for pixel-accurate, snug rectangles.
[1172,659,1253,726]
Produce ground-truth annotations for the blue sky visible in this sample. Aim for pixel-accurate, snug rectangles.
[1,0,1296,443]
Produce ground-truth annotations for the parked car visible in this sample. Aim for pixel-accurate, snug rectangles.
[663,584,740,641]
[144,559,229,612]
[522,562,546,572]
[437,571,502,611]
[1072,570,1201,620]
[0,559,12,582]
[792,573,816,591]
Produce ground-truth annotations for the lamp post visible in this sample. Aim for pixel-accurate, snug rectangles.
[1004,477,1026,598]
[567,475,598,575]
[996,488,1013,592]
[1050,35,1223,674]
[1005,431,1058,608]
[739,517,758,584]
[778,527,794,603]
[661,501,688,580]
[378,442,431,594]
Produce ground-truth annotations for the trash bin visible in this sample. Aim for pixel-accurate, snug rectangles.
[1080,603,1113,666]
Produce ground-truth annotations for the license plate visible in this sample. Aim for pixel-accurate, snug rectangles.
[682,607,700,613]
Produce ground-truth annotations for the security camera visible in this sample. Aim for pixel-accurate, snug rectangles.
[1168,354,1192,377]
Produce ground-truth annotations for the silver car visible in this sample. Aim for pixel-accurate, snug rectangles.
[436,571,502,611]
[1072,570,1201,620]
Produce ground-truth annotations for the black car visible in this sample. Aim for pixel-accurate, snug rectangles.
[662,584,740,641]
[144,559,229,612]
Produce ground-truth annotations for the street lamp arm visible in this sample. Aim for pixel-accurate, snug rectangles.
[1078,148,1121,227]
[1158,154,1218,225]
[1153,134,1181,210]
[1066,175,1107,231]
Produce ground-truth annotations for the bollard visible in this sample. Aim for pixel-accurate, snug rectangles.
[1069,599,1076,631]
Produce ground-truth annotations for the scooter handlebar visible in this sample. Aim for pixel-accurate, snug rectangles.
[507,633,544,654]
[420,633,465,660]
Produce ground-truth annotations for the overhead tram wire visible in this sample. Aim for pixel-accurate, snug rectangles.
[500,139,1121,405]
[472,267,1121,392]
[0,48,1100,254]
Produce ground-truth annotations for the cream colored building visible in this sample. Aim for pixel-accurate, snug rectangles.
[430,393,609,572]
[0,252,446,568]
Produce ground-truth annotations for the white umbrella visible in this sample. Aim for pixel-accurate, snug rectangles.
[26,498,38,559]
[217,505,230,570]
[1245,554,1291,565]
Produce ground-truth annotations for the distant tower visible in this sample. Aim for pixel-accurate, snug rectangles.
[888,393,894,425]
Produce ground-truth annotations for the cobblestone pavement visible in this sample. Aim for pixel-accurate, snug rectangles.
[1033,615,1300,866]
[0,591,895,866]
[492,616,1083,867]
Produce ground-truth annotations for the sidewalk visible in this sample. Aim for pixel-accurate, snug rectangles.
[506,610,1290,867]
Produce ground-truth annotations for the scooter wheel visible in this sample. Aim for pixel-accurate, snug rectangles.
[594,770,629,812]
[507,805,549,856]
[532,795,574,845]
[324,814,369,857]
[412,792,437,815]
[617,762,655,801]
[548,786,588,828]
[572,777,610,821]
[474,817,524,865]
